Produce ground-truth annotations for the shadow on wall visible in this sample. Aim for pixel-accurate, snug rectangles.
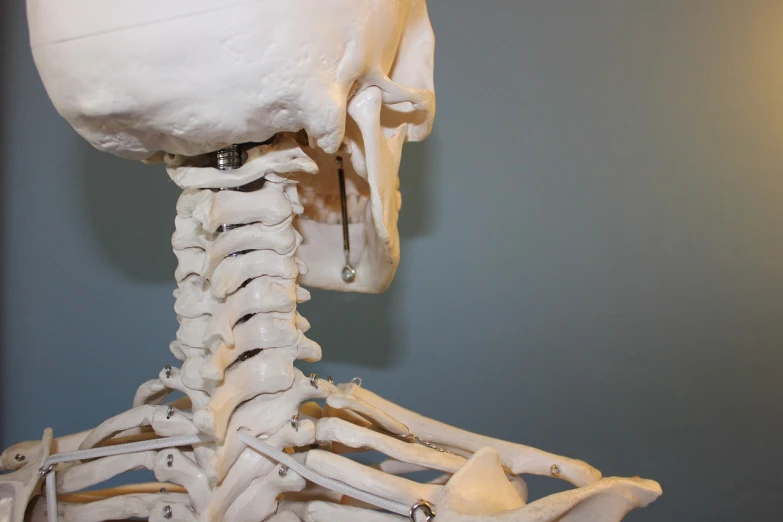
[78,144,180,283]
[75,136,436,369]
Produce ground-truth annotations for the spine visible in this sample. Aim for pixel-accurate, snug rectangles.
[165,138,325,521]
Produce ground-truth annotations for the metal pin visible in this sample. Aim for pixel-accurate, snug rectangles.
[163,365,172,379]
[336,156,356,283]
[278,465,289,477]
[166,406,175,420]
[163,505,173,520]
[290,413,299,431]
[550,464,561,477]
[309,373,319,388]
[166,454,174,468]
[14,454,25,462]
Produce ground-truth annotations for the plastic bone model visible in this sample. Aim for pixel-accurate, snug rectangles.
[0,2,661,522]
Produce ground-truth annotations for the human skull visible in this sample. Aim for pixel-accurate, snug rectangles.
[27,0,435,292]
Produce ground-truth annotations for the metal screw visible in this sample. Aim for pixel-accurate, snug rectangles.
[39,464,54,477]
[550,464,561,477]
[309,373,319,388]
[327,376,334,384]
[278,465,289,477]
[290,414,299,431]
[341,264,356,283]
[409,500,436,522]
[163,505,173,520]
[166,406,175,420]
[14,454,25,462]
[166,454,174,468]
[160,488,168,493]
[216,144,243,170]
[163,365,172,378]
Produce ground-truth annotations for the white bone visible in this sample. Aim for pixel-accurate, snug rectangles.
[173,278,211,319]
[28,493,190,522]
[323,382,410,436]
[55,451,156,494]
[166,139,318,190]
[302,449,440,506]
[0,429,51,522]
[202,330,321,383]
[214,371,328,480]
[176,344,212,393]
[152,450,210,515]
[172,215,210,251]
[192,349,297,441]
[205,419,315,522]
[175,188,211,219]
[223,464,307,522]
[133,379,171,407]
[210,249,301,298]
[204,220,299,279]
[176,316,210,349]
[350,385,603,487]
[315,417,465,474]
[79,405,197,450]
[203,280,304,346]
[157,366,210,411]
[192,185,293,233]
[174,249,206,283]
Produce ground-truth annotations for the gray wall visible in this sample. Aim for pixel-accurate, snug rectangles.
[2,1,782,520]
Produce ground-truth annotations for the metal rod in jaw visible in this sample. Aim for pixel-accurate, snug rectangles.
[336,156,356,283]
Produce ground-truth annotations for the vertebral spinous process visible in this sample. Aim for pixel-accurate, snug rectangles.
[2,1,661,521]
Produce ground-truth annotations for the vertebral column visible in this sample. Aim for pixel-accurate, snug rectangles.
[166,140,324,508]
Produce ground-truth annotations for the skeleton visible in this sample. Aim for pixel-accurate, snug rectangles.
[1,1,661,521]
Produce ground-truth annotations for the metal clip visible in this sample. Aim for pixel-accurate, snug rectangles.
[409,500,436,522]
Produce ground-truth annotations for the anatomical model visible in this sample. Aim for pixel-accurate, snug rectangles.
[1,2,661,522]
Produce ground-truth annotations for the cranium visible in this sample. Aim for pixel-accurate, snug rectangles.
[27,0,435,292]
